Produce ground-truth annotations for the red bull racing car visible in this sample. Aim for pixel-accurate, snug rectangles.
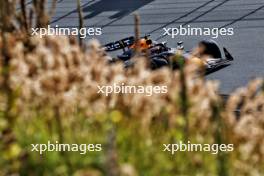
[103,35,234,74]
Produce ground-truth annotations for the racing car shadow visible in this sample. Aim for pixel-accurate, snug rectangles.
[83,0,154,19]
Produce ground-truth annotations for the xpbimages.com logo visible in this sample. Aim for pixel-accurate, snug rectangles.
[97,83,168,96]
[31,141,102,155]
[163,141,234,155]
[163,25,234,39]
[31,25,102,38]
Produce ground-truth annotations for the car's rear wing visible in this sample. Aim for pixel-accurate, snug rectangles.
[103,36,135,52]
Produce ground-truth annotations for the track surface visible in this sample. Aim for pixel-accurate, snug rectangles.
[46,0,263,94]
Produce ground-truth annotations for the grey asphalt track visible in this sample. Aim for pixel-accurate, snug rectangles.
[47,0,264,94]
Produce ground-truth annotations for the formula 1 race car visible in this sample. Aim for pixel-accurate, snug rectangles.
[103,35,234,74]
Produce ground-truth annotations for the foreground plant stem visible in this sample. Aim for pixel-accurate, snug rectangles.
[0,2,19,173]
[20,0,29,32]
[49,0,58,20]
[1,34,18,174]
[33,0,48,28]
[76,0,84,48]
[134,13,140,55]
[54,107,73,175]
[106,119,120,176]
[178,56,189,142]
[212,103,229,176]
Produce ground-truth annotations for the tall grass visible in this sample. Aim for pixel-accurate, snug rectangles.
[0,1,263,176]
